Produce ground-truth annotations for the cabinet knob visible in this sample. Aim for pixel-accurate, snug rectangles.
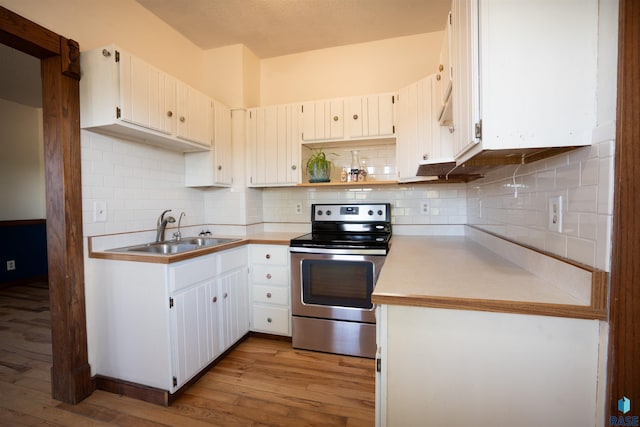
[266,273,272,279]
[291,165,297,170]
[436,74,441,81]
[439,64,444,72]
[212,296,217,303]
[265,254,271,259]
[266,292,272,298]
[167,111,173,118]
[180,116,186,122]
[423,153,429,160]
[217,165,222,170]
[449,126,455,134]
[333,115,339,122]
[224,292,228,298]
[267,317,272,323]
[352,114,358,120]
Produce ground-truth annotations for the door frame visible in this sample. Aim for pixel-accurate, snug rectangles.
[0,6,91,403]
[607,0,640,416]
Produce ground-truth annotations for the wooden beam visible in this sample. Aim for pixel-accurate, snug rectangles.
[0,5,60,58]
[607,0,640,417]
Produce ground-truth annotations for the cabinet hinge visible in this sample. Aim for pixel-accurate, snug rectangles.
[475,120,483,140]
[392,95,395,104]
[376,358,382,373]
[301,105,304,113]
[169,297,174,308]
[116,107,121,119]
[115,50,120,62]
[172,376,177,387]
[392,125,395,134]
[449,11,452,26]
[249,111,252,119]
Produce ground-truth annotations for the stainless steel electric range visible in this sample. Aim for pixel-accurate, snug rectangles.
[289,203,391,358]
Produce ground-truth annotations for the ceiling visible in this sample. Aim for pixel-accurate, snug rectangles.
[135,0,451,58]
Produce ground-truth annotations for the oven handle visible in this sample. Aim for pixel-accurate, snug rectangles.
[289,246,387,256]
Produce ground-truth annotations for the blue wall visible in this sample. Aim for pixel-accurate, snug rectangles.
[0,220,48,285]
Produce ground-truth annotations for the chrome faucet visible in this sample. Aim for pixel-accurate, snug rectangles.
[156,209,175,242]
[173,212,185,241]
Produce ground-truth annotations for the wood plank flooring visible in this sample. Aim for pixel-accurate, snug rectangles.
[0,282,375,426]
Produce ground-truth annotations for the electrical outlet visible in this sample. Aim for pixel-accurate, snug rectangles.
[548,196,562,232]
[295,202,302,214]
[6,260,15,271]
[478,200,483,218]
[93,201,107,222]
[421,201,429,215]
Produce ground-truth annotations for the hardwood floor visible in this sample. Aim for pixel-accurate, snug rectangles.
[0,282,375,426]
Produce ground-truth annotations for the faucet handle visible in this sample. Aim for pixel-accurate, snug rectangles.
[158,209,172,226]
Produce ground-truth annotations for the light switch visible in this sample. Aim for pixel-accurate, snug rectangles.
[94,200,107,222]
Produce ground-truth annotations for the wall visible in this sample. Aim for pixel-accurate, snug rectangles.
[0,98,45,220]
[260,32,443,105]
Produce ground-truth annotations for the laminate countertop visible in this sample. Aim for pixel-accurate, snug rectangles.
[372,232,607,320]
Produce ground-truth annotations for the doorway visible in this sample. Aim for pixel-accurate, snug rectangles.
[0,6,91,403]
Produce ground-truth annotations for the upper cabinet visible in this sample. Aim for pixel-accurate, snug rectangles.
[80,45,217,153]
[184,100,233,187]
[449,0,599,165]
[302,93,395,143]
[396,75,454,182]
[435,11,453,125]
[247,104,302,187]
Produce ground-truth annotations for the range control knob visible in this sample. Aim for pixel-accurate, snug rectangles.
[326,210,332,216]
[378,210,383,216]
[368,210,374,215]
[317,210,323,215]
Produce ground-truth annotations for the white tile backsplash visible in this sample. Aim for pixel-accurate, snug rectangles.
[467,141,614,271]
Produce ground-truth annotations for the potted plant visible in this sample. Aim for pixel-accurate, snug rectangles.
[306,148,333,183]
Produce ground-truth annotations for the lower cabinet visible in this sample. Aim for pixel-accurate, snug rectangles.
[89,246,249,396]
[375,305,602,427]
[249,244,291,336]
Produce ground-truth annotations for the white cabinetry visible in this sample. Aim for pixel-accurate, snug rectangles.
[376,305,601,427]
[176,81,213,147]
[450,0,598,164]
[80,45,215,153]
[396,75,453,181]
[184,100,233,187]
[249,245,291,336]
[246,104,302,187]
[436,11,453,125]
[89,247,248,395]
[302,94,395,143]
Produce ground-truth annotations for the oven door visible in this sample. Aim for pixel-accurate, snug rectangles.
[291,251,385,323]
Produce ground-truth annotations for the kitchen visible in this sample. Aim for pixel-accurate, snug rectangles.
[0,1,637,426]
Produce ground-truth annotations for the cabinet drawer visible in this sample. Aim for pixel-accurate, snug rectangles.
[250,245,289,265]
[252,285,288,305]
[251,265,288,285]
[169,254,216,292]
[252,305,289,335]
[218,246,248,274]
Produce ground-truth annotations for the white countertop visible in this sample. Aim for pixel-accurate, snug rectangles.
[372,230,606,320]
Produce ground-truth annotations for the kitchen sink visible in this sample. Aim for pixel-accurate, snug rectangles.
[108,237,241,255]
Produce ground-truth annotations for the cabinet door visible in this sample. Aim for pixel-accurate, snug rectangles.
[213,100,232,185]
[346,97,365,138]
[176,82,213,147]
[438,12,453,107]
[302,100,343,141]
[247,105,301,186]
[371,94,395,137]
[119,51,175,135]
[450,0,480,158]
[218,268,249,351]
[171,281,211,389]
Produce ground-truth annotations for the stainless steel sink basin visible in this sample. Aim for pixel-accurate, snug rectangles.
[108,237,241,255]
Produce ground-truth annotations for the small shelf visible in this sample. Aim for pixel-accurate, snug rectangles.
[296,180,398,187]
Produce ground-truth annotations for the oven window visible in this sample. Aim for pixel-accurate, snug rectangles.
[301,259,374,309]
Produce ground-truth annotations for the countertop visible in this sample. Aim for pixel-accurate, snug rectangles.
[372,232,607,320]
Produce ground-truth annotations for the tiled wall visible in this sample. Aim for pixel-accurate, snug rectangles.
[262,184,467,226]
[466,141,614,271]
[81,131,205,236]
